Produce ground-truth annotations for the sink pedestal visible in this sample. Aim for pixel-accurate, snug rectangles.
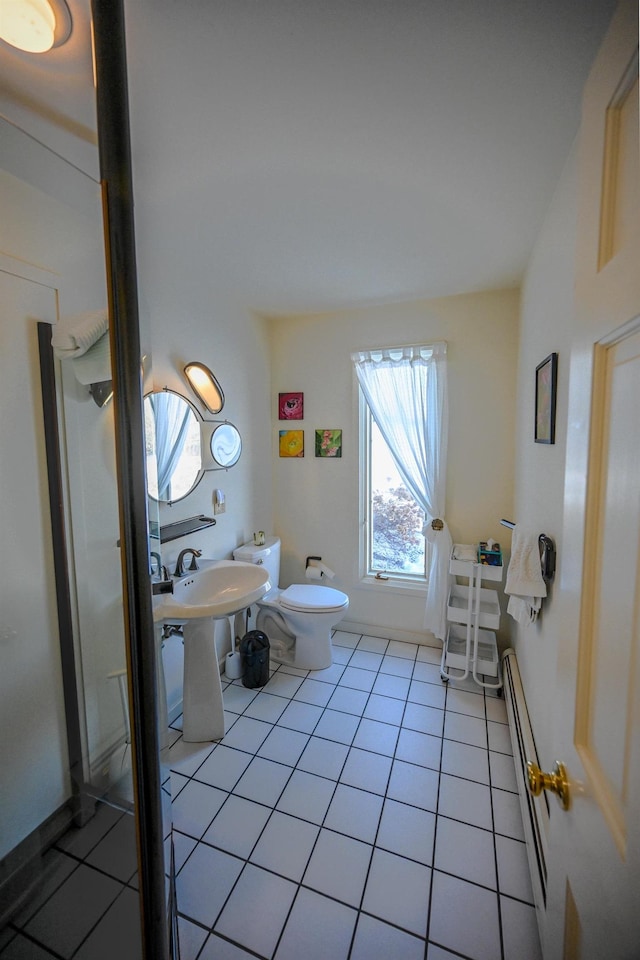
[182,618,225,742]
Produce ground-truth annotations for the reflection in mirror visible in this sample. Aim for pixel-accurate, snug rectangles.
[210,422,242,468]
[145,390,203,502]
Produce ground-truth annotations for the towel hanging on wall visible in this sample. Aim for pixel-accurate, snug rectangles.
[505,524,547,625]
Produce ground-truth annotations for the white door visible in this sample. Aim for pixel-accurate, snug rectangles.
[542,4,640,958]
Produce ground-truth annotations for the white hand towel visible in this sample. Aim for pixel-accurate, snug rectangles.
[52,310,108,359]
[505,525,547,599]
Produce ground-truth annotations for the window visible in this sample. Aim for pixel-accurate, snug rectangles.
[362,403,427,581]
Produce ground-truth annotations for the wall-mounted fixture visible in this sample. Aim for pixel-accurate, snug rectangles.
[202,421,242,470]
[0,0,72,53]
[89,379,114,408]
[144,389,204,503]
[184,362,224,415]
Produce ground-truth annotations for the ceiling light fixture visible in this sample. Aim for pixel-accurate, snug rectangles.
[184,362,225,415]
[0,0,72,54]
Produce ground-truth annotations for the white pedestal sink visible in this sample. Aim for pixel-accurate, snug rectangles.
[153,560,270,741]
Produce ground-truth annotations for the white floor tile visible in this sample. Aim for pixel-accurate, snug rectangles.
[351,913,425,960]
[199,933,256,959]
[437,773,492,830]
[372,673,411,700]
[495,834,534,903]
[363,693,405,726]
[386,759,439,812]
[376,799,436,865]
[412,661,444,684]
[194,745,253,791]
[232,756,292,806]
[426,943,461,959]
[202,795,271,858]
[171,780,227,838]
[313,708,360,745]
[428,871,501,960]
[492,788,525,841]
[434,817,496,889]
[339,666,377,692]
[380,654,414,678]
[293,677,335,707]
[169,738,217,778]
[172,831,197,872]
[485,694,509,724]
[324,784,383,843]
[276,770,336,824]
[257,725,309,765]
[352,718,399,757]
[312,662,347,684]
[221,716,273,754]
[277,699,323,733]
[176,917,208,960]
[395,728,442,771]
[243,691,289,723]
[263,671,305,698]
[302,829,372,907]
[349,649,384,671]
[489,750,519,792]
[386,640,418,660]
[332,645,354,664]
[333,630,360,648]
[215,864,297,957]
[417,644,442,664]
[444,687,486,719]
[176,843,243,927]
[444,711,488,749]
[501,895,543,960]
[403,701,445,737]
[275,887,357,960]
[327,685,370,715]
[362,848,431,938]
[408,679,446,709]
[357,634,389,654]
[250,811,319,881]
[297,736,349,780]
[441,739,489,785]
[222,684,259,714]
[340,748,393,796]
[488,719,513,754]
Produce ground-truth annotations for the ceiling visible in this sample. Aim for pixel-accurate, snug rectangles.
[1,0,619,315]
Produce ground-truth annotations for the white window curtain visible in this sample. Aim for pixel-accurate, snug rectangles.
[352,342,451,640]
[150,392,192,501]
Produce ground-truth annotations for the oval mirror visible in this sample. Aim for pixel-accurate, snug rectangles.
[144,390,203,502]
[210,422,242,468]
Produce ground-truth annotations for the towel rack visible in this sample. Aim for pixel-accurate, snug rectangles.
[500,519,556,582]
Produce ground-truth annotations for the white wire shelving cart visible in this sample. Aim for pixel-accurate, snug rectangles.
[440,544,503,694]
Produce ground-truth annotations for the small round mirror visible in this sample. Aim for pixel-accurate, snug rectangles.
[144,390,203,502]
[210,422,242,468]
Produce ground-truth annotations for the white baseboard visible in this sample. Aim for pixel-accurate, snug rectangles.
[338,619,440,650]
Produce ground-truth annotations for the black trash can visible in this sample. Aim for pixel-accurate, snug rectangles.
[240,630,270,688]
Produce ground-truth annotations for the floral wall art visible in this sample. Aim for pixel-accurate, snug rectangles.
[279,429,304,458]
[315,429,342,458]
[278,392,304,420]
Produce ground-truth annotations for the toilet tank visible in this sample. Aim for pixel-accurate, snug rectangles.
[233,536,281,593]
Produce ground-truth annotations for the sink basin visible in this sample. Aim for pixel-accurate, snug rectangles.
[153,559,270,623]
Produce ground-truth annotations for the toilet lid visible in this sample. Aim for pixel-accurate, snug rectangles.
[279,584,349,613]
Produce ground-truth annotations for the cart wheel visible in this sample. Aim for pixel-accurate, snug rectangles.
[440,674,449,684]
[497,687,503,698]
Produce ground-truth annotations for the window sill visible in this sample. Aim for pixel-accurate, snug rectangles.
[358,575,428,596]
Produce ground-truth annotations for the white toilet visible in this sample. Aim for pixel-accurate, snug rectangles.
[233,536,349,670]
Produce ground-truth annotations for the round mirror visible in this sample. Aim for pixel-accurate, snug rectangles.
[210,422,242,468]
[144,390,203,502]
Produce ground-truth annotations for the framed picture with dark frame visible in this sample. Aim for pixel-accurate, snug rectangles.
[535,352,558,444]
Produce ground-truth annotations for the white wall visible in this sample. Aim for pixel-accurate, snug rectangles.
[269,290,519,641]
[511,141,578,764]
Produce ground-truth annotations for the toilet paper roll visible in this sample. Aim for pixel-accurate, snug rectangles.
[306,565,324,581]
[317,562,335,580]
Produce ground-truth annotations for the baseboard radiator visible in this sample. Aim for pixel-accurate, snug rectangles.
[501,648,549,914]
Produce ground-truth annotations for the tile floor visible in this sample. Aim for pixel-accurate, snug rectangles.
[170,631,542,960]
[0,630,543,960]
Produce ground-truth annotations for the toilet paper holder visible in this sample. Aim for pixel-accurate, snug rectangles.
[305,556,336,580]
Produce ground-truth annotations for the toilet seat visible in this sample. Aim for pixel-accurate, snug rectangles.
[278,584,348,614]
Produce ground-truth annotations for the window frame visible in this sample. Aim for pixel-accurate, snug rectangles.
[358,389,429,592]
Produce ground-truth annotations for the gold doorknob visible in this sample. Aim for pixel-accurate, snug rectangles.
[526,760,571,811]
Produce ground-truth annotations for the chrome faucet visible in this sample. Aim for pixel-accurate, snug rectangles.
[174,548,202,577]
